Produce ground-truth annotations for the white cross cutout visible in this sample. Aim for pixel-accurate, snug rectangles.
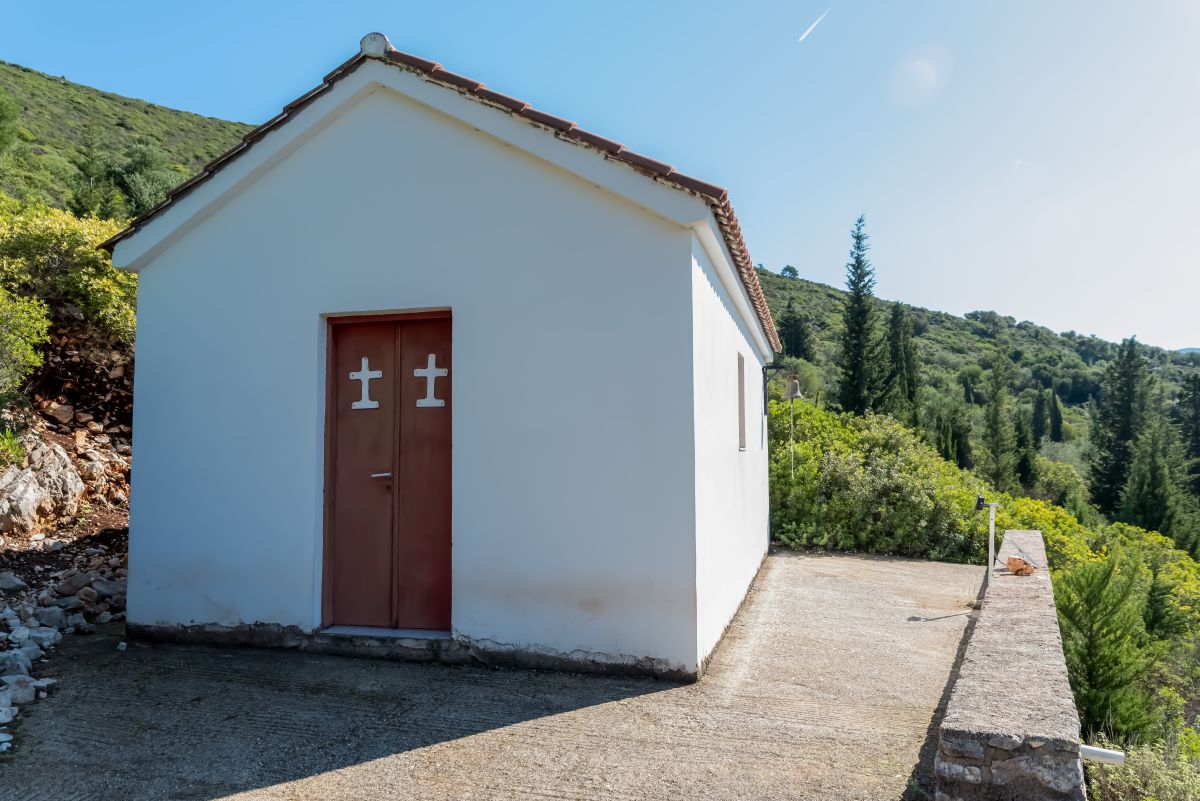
[349,356,383,410]
[414,353,448,408]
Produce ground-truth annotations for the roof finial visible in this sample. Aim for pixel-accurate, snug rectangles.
[360,32,393,57]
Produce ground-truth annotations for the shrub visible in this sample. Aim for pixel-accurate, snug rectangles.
[0,427,23,467]
[769,400,990,563]
[0,198,133,341]
[0,283,48,404]
[1087,735,1200,801]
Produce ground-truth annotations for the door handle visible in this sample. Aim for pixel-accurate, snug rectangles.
[370,472,393,479]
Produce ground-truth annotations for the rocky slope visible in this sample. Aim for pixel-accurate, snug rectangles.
[0,320,133,754]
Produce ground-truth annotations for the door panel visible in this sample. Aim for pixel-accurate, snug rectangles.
[329,322,397,627]
[396,318,453,629]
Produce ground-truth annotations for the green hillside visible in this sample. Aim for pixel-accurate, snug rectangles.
[0,61,251,208]
[759,268,1199,400]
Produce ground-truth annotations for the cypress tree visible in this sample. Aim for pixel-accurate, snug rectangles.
[980,352,1020,492]
[778,298,815,362]
[1015,411,1038,488]
[1032,390,1048,446]
[882,303,920,413]
[837,215,883,416]
[1055,551,1151,738]
[1088,338,1150,514]
[1049,390,1065,442]
[951,405,974,469]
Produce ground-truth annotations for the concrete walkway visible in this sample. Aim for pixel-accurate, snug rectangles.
[0,552,983,801]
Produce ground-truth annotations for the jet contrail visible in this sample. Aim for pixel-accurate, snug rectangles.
[798,7,831,44]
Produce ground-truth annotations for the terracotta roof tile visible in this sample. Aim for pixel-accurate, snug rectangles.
[383,50,440,73]
[614,150,675,177]
[427,68,483,93]
[567,129,625,155]
[99,39,780,351]
[474,87,529,113]
[519,107,578,133]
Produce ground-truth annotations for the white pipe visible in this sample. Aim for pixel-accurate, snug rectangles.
[1080,744,1125,765]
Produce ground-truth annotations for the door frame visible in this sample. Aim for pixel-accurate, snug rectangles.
[320,308,452,627]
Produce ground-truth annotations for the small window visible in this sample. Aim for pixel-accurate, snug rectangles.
[738,353,747,451]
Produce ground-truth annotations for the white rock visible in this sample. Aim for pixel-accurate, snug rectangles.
[0,440,86,536]
[25,623,60,652]
[1,675,35,705]
[0,651,30,675]
[8,627,28,644]
[0,706,16,724]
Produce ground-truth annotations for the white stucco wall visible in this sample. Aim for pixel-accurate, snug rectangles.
[123,78,705,671]
[690,237,770,666]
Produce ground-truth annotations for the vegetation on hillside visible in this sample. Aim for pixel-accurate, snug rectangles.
[0,198,129,465]
[768,398,1200,799]
[0,61,250,213]
[765,216,1200,799]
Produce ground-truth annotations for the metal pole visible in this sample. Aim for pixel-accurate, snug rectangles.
[789,398,795,481]
[1080,744,1125,765]
[987,503,997,587]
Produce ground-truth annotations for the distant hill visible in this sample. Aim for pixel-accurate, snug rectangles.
[1181,348,1200,354]
[758,268,1199,411]
[0,61,251,207]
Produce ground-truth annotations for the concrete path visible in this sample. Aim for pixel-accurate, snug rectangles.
[0,552,982,801]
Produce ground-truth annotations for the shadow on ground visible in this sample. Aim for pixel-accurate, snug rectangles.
[0,553,984,801]
[1,624,671,801]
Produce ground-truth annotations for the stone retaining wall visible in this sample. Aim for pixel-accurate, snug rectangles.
[935,530,1086,801]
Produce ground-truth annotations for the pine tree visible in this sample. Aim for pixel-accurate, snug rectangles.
[1119,392,1177,534]
[1180,373,1200,495]
[778,298,815,361]
[1032,390,1048,446]
[1056,551,1151,738]
[837,215,883,415]
[979,352,1020,492]
[1143,563,1187,641]
[1088,338,1150,514]
[1049,390,1065,442]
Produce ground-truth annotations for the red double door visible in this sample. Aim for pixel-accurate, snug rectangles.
[325,313,451,630]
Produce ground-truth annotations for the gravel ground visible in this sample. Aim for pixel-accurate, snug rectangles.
[0,551,983,801]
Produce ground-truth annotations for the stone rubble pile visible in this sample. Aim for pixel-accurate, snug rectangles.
[0,538,127,753]
[29,321,134,434]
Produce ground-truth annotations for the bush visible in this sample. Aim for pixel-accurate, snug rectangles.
[1087,735,1200,801]
[0,283,48,404]
[769,400,991,562]
[0,198,133,341]
[0,427,22,467]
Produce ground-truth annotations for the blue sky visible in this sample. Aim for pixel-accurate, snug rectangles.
[3,1,1197,348]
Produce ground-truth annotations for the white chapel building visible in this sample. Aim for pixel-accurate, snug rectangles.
[103,33,781,679]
